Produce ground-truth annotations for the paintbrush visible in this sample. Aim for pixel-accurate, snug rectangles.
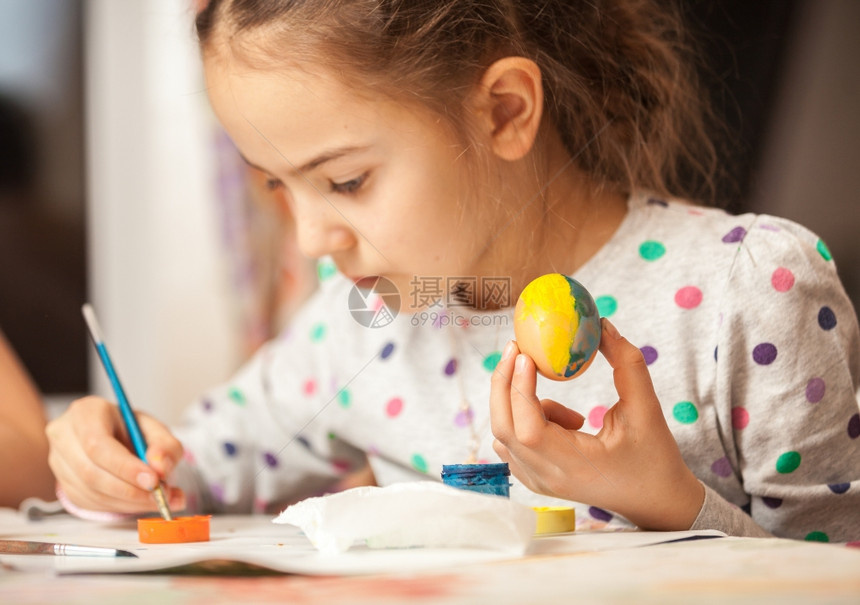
[0,539,137,558]
[81,303,173,521]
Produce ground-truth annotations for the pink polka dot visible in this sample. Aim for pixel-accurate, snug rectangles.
[732,407,749,430]
[303,379,317,396]
[674,286,703,309]
[332,459,351,473]
[771,267,795,292]
[386,397,404,417]
[588,406,608,429]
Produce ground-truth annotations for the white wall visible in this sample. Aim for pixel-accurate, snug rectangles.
[86,0,239,424]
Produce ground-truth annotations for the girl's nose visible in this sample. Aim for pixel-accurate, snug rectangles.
[293,205,357,259]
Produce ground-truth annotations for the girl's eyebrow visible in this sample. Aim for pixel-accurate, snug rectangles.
[239,145,370,177]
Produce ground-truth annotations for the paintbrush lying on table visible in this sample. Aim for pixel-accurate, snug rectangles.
[0,539,136,558]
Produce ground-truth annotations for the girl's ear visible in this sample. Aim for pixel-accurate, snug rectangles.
[471,57,543,161]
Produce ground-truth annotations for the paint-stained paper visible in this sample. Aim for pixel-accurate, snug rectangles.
[274,482,536,555]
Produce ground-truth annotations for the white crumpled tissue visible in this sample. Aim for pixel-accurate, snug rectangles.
[274,481,536,555]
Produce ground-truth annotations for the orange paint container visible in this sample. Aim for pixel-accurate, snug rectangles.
[138,515,211,544]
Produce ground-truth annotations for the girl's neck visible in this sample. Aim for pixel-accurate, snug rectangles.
[482,138,629,307]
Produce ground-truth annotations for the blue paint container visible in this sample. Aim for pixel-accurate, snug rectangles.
[441,463,511,498]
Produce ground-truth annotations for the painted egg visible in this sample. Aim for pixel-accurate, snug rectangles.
[514,273,601,381]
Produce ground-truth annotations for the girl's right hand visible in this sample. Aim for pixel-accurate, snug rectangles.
[46,396,185,514]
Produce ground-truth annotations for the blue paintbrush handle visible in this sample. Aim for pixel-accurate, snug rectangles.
[82,303,174,521]
[93,341,148,461]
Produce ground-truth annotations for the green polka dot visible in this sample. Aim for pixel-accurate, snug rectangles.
[317,260,337,281]
[595,295,617,317]
[483,351,502,372]
[310,323,326,342]
[327,432,337,440]
[804,531,829,543]
[776,451,801,474]
[227,387,246,406]
[639,240,666,261]
[337,388,351,408]
[672,401,699,424]
[411,453,428,474]
[816,239,832,261]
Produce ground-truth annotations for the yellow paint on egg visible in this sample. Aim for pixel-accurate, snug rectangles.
[516,273,579,376]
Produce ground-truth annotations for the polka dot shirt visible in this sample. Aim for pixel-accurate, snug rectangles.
[173,193,860,542]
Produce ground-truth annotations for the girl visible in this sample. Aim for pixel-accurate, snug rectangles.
[0,330,55,507]
[47,0,860,541]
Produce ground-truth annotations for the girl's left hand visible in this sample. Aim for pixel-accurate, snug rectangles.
[490,318,704,531]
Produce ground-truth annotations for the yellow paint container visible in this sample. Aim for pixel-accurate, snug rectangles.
[533,506,576,535]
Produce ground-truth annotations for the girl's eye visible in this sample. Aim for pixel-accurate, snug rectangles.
[265,177,284,191]
[330,172,368,195]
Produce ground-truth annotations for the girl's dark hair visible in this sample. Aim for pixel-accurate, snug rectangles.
[197,0,726,205]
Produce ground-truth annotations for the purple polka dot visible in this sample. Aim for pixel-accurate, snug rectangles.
[454,408,474,427]
[762,496,782,509]
[223,442,237,457]
[263,452,279,468]
[848,413,860,439]
[640,345,658,365]
[202,398,213,412]
[647,198,668,207]
[296,435,311,450]
[714,346,718,362]
[722,226,747,243]
[818,306,837,330]
[589,506,614,522]
[211,483,225,503]
[752,343,777,365]
[710,456,733,478]
[444,358,458,376]
[380,342,395,359]
[805,377,825,403]
[828,483,850,494]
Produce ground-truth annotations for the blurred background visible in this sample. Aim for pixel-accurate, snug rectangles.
[0,0,858,422]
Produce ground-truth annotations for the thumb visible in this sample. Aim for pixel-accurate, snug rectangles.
[138,414,183,478]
